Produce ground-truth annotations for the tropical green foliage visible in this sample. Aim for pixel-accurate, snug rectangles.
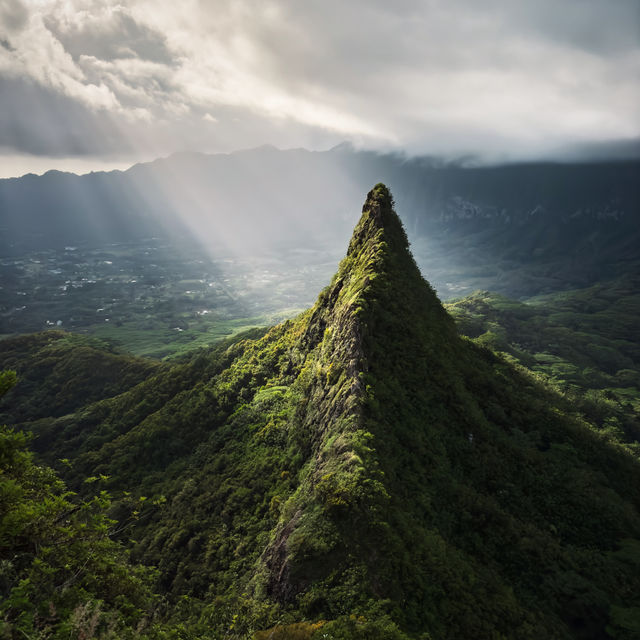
[0,370,162,639]
[0,332,159,425]
[0,186,638,638]
[446,280,640,448]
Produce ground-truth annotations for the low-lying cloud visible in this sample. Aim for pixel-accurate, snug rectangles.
[0,0,638,169]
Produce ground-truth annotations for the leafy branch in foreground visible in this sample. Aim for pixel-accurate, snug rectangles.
[0,370,160,639]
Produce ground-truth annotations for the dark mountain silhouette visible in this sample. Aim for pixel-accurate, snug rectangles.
[1,148,638,297]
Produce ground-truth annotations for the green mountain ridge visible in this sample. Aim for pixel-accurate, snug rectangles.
[1,185,639,638]
[446,282,640,447]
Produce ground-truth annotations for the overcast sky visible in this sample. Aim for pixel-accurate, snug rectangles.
[0,0,638,176]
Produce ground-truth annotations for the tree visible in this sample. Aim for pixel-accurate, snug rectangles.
[0,370,158,639]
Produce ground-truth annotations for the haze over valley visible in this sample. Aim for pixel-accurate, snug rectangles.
[2,147,638,357]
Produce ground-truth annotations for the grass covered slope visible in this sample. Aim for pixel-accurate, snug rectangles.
[446,281,640,447]
[0,331,160,424]
[1,185,639,639]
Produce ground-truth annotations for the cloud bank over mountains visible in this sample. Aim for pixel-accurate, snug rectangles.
[0,0,638,173]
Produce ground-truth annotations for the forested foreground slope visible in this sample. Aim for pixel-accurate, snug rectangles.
[1,185,639,639]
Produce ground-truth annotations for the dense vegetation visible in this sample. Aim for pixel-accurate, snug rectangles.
[1,185,639,638]
[0,370,162,639]
[0,332,159,424]
[446,278,640,447]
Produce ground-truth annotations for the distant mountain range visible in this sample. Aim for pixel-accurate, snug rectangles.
[1,147,638,298]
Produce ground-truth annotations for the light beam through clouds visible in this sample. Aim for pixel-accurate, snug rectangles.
[0,0,638,175]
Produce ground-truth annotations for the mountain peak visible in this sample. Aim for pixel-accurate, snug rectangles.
[347,183,406,257]
[364,181,394,211]
[299,183,453,363]
[328,183,451,335]
[301,184,425,348]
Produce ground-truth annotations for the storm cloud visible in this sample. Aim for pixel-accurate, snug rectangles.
[0,0,638,173]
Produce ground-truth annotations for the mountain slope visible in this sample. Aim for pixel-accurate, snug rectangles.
[2,185,639,638]
[446,281,640,446]
[0,331,160,424]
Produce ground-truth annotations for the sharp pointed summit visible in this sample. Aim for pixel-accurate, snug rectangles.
[302,183,454,356]
[348,183,404,254]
